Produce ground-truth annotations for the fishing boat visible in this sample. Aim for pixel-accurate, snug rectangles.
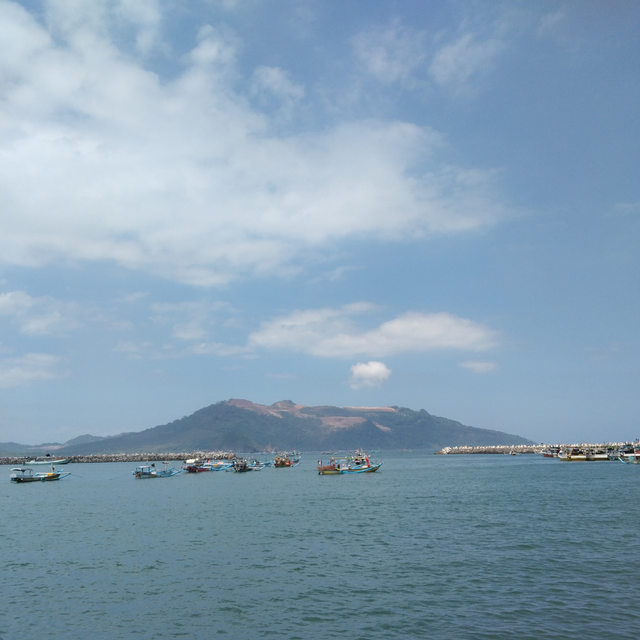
[317,457,342,475]
[202,460,234,471]
[340,450,382,473]
[317,450,382,474]
[10,466,71,483]
[132,462,181,478]
[183,464,210,473]
[182,459,210,473]
[619,446,640,464]
[273,452,301,467]
[24,456,71,465]
[232,458,264,472]
[558,447,613,461]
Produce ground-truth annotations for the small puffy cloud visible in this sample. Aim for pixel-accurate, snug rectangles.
[459,360,498,374]
[349,361,391,389]
[429,33,503,92]
[0,353,64,388]
[248,303,499,358]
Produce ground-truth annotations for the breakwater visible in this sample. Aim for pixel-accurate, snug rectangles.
[0,451,235,465]
[436,445,542,455]
[436,442,635,455]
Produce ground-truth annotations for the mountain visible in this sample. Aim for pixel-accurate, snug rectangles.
[48,399,533,455]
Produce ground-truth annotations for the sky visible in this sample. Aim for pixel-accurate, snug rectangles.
[1,0,638,446]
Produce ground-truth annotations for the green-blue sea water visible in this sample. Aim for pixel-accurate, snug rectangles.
[1,452,639,639]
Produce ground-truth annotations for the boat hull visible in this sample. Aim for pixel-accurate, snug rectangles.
[11,473,70,482]
[340,462,383,473]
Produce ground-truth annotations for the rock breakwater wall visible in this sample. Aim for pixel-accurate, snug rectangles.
[436,442,634,455]
[0,451,235,465]
[436,445,542,455]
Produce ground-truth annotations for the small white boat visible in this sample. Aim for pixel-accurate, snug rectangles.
[132,462,181,478]
[25,457,71,465]
[10,466,71,483]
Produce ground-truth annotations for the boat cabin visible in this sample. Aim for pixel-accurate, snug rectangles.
[10,468,36,482]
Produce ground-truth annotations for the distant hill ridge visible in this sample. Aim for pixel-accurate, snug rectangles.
[2,399,533,455]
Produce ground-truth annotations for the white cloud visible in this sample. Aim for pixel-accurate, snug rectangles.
[150,299,232,341]
[459,360,498,374]
[248,304,499,358]
[0,2,509,287]
[352,20,426,84]
[0,353,64,388]
[0,290,80,336]
[429,33,503,91]
[251,65,304,101]
[349,361,390,389]
[188,341,250,357]
[537,11,564,36]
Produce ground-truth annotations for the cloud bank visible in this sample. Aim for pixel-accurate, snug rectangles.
[0,353,64,388]
[1,1,507,287]
[248,303,499,358]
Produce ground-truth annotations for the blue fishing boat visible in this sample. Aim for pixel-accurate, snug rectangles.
[317,450,382,475]
[201,460,234,471]
[132,462,181,478]
[10,466,71,483]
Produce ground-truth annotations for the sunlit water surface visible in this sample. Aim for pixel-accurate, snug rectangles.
[1,453,639,639]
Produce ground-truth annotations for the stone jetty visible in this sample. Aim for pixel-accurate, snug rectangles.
[436,442,634,455]
[0,451,235,465]
[436,445,542,455]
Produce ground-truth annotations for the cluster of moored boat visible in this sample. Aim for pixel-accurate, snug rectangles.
[8,450,386,483]
[133,451,304,477]
[540,444,640,463]
[131,450,384,478]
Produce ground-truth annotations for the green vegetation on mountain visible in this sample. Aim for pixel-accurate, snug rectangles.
[40,399,534,455]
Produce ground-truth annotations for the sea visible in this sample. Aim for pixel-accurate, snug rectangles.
[1,452,639,639]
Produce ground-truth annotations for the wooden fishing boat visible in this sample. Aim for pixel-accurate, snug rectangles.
[318,450,382,474]
[233,458,265,472]
[274,452,301,467]
[340,460,383,473]
[202,460,234,471]
[183,464,210,473]
[10,466,71,483]
[132,462,181,478]
[317,458,342,475]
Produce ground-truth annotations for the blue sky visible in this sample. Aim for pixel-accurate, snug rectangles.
[1,0,638,446]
